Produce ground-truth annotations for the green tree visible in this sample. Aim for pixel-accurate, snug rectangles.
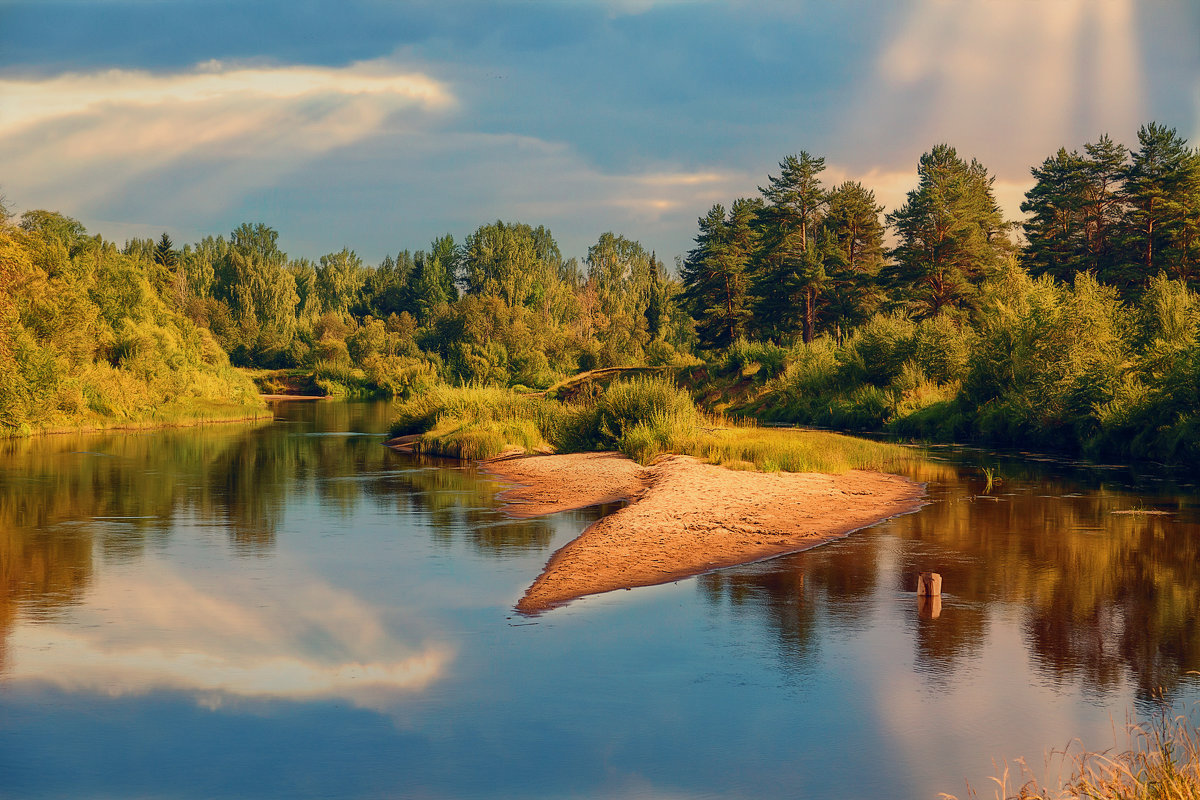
[462,221,560,308]
[316,248,366,315]
[754,152,829,341]
[888,144,1012,316]
[1120,123,1200,291]
[409,250,452,322]
[1022,136,1128,285]
[19,210,86,254]
[216,223,298,365]
[680,200,759,348]
[427,234,461,301]
[154,233,178,269]
[823,181,886,338]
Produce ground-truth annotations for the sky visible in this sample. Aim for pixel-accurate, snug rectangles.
[1,0,1198,265]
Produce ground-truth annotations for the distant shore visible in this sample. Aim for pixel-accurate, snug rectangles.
[5,403,271,439]
[478,451,924,613]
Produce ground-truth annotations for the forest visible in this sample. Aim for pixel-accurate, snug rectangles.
[1,121,1197,462]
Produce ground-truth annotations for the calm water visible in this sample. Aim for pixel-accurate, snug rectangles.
[2,401,1199,799]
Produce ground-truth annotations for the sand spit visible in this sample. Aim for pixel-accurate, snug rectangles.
[480,452,924,614]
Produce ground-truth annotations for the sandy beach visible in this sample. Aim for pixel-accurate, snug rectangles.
[479,452,924,614]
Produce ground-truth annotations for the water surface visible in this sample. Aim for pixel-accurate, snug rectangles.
[2,401,1199,799]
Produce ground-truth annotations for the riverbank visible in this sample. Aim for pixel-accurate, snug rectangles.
[3,401,272,439]
[480,451,924,613]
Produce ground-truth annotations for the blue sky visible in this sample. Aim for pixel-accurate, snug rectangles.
[1,0,1198,264]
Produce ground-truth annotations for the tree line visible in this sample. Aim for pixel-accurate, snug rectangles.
[681,122,1200,350]
[2,121,1197,459]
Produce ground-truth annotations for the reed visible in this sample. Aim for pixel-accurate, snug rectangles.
[944,716,1200,800]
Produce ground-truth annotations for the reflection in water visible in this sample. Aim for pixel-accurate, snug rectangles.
[0,400,557,685]
[384,460,559,556]
[4,406,1200,800]
[6,561,451,709]
[700,451,1200,702]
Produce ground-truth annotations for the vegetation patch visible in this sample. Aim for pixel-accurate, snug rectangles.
[391,377,911,472]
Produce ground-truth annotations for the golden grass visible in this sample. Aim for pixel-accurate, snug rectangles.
[681,423,913,474]
[393,382,913,474]
[393,384,557,459]
[944,716,1200,800]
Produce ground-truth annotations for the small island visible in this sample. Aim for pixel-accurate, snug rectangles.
[482,451,923,613]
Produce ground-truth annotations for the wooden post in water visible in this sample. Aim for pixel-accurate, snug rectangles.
[917,572,942,597]
[918,594,942,620]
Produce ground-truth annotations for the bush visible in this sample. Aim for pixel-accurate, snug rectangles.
[724,338,789,380]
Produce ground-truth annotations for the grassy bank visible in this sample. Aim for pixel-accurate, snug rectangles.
[390,377,912,473]
[18,400,272,437]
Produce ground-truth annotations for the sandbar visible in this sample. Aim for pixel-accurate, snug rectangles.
[480,452,924,614]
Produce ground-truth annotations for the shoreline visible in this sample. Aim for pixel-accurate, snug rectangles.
[479,452,925,614]
[3,405,272,440]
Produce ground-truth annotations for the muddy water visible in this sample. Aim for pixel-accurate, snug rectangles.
[1,401,1198,799]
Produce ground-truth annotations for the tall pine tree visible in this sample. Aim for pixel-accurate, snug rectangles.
[888,144,1012,316]
[680,200,759,348]
[1120,123,1200,291]
[754,152,829,341]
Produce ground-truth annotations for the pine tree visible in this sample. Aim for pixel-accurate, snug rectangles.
[153,232,178,269]
[1120,123,1200,292]
[754,152,829,340]
[1021,136,1128,284]
[680,200,759,348]
[823,181,886,337]
[888,144,1012,316]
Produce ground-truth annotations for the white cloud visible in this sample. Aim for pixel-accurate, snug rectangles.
[0,60,453,135]
[0,59,455,222]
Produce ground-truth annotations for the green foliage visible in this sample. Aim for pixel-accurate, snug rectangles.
[887,143,1013,316]
[462,221,561,308]
[1120,122,1200,292]
[389,380,909,472]
[0,218,264,435]
[724,338,789,380]
[1021,136,1126,283]
[681,200,759,348]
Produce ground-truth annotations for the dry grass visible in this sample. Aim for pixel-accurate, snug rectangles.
[943,716,1200,800]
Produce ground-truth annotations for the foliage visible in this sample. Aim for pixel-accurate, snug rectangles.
[887,143,1013,316]
[0,214,264,435]
[5,121,1199,462]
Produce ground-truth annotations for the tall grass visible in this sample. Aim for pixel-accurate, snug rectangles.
[944,716,1200,800]
[391,377,912,472]
[391,384,560,460]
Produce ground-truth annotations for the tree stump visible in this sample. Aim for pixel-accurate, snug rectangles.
[917,571,942,597]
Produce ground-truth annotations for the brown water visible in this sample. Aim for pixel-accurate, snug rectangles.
[1,401,1198,798]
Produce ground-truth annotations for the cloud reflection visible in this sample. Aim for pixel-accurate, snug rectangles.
[5,561,452,711]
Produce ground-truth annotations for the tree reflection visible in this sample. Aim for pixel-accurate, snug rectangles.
[0,401,569,675]
[381,456,561,556]
[695,452,1200,700]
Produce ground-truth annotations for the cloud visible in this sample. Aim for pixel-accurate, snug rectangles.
[843,0,1143,176]
[5,561,454,711]
[0,59,455,222]
[0,60,453,134]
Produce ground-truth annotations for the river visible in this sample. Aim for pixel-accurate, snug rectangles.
[1,400,1198,799]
